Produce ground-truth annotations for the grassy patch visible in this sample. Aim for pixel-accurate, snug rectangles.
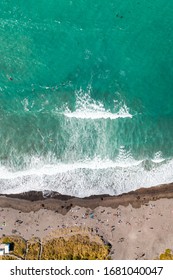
[1,255,19,260]
[0,228,111,260]
[0,235,26,259]
[41,234,111,260]
[159,249,173,260]
[26,237,41,260]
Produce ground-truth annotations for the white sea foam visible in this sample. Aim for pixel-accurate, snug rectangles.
[63,90,132,119]
[0,154,172,198]
[151,151,165,163]
[0,157,142,180]
[64,108,132,120]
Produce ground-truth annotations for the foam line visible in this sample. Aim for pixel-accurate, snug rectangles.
[62,90,133,119]
[63,110,132,119]
[0,157,172,197]
[0,158,142,179]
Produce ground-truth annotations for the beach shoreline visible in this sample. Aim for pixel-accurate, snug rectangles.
[1,182,173,213]
[1,183,173,259]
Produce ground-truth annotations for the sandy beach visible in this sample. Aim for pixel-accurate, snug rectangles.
[1,183,173,259]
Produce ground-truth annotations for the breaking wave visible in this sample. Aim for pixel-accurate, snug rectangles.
[0,151,172,198]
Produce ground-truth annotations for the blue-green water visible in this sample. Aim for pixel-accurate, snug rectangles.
[1,0,173,196]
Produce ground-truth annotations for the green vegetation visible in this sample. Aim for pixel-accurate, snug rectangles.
[0,235,26,259]
[159,249,173,260]
[1,255,19,260]
[41,234,111,260]
[0,230,111,260]
[25,237,41,260]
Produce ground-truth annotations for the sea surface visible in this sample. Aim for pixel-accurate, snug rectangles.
[0,0,173,197]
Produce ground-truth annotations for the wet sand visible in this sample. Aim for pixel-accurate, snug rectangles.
[1,183,173,259]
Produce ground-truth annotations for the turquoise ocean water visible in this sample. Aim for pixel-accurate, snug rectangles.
[1,0,173,196]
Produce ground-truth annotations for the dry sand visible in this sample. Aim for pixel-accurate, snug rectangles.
[1,183,173,260]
